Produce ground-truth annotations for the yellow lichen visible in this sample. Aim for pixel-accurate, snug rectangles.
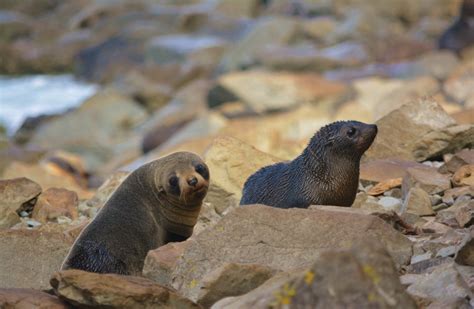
[362,265,380,284]
[304,270,315,285]
[368,292,377,302]
[189,279,198,288]
[271,283,296,306]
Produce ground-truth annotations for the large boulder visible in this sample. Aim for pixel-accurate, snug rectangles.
[50,269,200,308]
[28,89,147,170]
[214,70,350,113]
[144,205,412,304]
[0,229,73,289]
[364,98,473,162]
[218,16,300,72]
[0,177,41,228]
[213,240,417,309]
[203,136,281,213]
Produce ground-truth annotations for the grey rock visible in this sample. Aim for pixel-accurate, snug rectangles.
[213,240,416,309]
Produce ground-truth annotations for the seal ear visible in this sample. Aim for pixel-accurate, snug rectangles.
[158,186,166,194]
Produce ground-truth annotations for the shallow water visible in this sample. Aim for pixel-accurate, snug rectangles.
[0,74,97,135]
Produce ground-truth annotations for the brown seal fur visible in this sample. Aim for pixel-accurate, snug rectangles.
[61,151,209,275]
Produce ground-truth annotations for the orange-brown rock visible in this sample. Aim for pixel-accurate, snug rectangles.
[50,269,200,308]
[32,188,79,223]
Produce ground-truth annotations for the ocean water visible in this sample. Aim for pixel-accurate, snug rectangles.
[0,74,98,135]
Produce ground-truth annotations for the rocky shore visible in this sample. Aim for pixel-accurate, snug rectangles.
[0,0,473,308]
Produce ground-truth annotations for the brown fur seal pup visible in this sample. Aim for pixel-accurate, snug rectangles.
[240,121,377,209]
[61,152,209,275]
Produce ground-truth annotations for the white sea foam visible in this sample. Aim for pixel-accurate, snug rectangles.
[0,74,97,135]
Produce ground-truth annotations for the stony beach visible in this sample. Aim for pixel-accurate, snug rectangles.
[0,0,473,308]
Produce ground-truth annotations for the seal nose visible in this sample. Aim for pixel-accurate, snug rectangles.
[187,177,198,187]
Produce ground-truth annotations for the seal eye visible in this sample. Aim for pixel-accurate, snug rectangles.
[195,164,207,177]
[169,176,179,187]
[346,127,357,137]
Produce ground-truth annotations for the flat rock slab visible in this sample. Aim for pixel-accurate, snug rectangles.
[51,269,200,309]
[0,288,69,309]
[0,229,73,290]
[146,205,412,302]
[213,240,417,309]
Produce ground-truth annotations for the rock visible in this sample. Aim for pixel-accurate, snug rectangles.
[353,77,404,120]
[219,16,300,72]
[50,269,200,308]
[213,0,262,17]
[374,76,440,119]
[203,136,280,213]
[141,79,211,153]
[442,186,474,204]
[0,229,73,289]
[402,167,451,196]
[75,35,145,83]
[216,70,349,113]
[2,161,91,199]
[143,241,191,287]
[152,206,412,302]
[439,149,474,174]
[452,164,474,187]
[444,60,474,104]
[112,71,173,112]
[0,10,31,41]
[196,263,276,308]
[378,196,403,212]
[455,236,474,266]
[414,51,460,80]
[367,178,402,196]
[0,288,69,309]
[302,16,338,42]
[42,150,89,188]
[31,188,78,223]
[258,41,368,71]
[360,159,427,183]
[213,240,416,309]
[437,198,474,228]
[127,112,227,172]
[146,34,226,65]
[364,98,472,162]
[0,177,41,228]
[406,263,473,304]
[81,171,128,210]
[401,187,435,216]
[28,89,147,170]
[451,107,474,125]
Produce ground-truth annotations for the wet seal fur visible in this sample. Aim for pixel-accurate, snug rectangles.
[61,152,210,275]
[240,121,377,209]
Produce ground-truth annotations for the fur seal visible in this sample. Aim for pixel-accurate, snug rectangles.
[439,0,474,53]
[240,121,377,209]
[61,152,209,275]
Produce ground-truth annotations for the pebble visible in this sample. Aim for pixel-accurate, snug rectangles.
[377,196,402,212]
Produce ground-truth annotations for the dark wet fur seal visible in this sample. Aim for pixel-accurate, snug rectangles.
[439,0,474,53]
[240,121,377,209]
[61,152,209,275]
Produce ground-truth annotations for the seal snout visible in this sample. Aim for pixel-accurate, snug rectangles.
[187,176,198,186]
